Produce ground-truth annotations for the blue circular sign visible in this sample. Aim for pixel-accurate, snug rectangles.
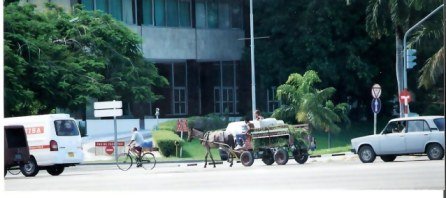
[371,98,381,114]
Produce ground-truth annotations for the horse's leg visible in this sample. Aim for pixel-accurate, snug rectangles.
[208,146,216,168]
[204,146,208,168]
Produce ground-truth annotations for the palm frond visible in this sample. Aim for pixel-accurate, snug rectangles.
[418,47,444,89]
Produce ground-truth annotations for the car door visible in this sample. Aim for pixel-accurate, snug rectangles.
[379,121,406,155]
[405,120,430,153]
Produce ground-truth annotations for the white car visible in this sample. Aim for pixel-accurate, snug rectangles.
[351,116,445,163]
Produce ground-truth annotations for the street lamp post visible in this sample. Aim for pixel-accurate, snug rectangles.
[402,4,444,117]
[249,0,256,120]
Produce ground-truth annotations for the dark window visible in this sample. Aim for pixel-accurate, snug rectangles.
[5,127,28,148]
[110,0,123,20]
[179,0,191,27]
[434,118,445,131]
[142,0,153,25]
[123,0,135,24]
[82,0,94,10]
[54,120,80,136]
[154,0,166,26]
[166,0,179,26]
[96,0,109,12]
[207,0,218,28]
[195,0,206,28]
[231,0,242,28]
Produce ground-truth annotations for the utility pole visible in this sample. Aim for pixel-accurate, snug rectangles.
[249,0,256,120]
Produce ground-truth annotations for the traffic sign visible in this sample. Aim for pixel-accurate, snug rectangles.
[105,145,114,155]
[399,89,412,104]
[94,109,123,117]
[94,100,122,110]
[371,98,381,114]
[371,84,381,98]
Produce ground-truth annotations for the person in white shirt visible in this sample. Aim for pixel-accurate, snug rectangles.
[128,127,153,166]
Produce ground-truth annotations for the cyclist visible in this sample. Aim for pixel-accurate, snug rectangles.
[127,127,153,167]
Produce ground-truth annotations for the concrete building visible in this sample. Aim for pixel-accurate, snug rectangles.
[22,0,253,118]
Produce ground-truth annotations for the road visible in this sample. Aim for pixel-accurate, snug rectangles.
[4,155,444,191]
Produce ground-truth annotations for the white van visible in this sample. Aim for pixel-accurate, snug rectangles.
[3,114,84,176]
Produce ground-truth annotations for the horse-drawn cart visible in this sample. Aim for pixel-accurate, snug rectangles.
[236,123,311,167]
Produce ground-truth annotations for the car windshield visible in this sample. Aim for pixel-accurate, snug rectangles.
[54,120,80,136]
[433,118,445,131]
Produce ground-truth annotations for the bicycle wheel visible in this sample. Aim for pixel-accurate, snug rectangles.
[141,152,156,170]
[116,153,133,171]
[8,166,21,175]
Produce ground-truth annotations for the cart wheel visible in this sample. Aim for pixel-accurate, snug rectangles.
[294,153,309,164]
[240,151,254,167]
[274,149,289,165]
[262,149,274,165]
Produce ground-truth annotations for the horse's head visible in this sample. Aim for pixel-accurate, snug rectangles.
[189,128,204,142]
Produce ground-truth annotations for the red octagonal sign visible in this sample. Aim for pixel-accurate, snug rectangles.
[399,89,412,104]
[105,145,114,155]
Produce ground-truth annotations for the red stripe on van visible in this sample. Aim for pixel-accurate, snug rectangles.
[29,145,50,150]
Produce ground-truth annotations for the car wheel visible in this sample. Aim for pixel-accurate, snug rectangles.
[358,145,376,163]
[46,165,65,176]
[380,155,397,162]
[426,144,444,160]
[20,157,39,177]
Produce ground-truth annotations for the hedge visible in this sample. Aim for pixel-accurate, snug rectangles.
[152,130,184,157]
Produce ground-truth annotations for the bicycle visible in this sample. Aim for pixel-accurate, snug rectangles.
[116,147,156,171]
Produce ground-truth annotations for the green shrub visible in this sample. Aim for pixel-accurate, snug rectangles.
[152,130,184,157]
[188,114,228,131]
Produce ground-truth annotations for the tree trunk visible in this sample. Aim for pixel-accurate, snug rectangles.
[395,32,404,117]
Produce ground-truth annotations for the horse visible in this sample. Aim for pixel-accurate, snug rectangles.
[190,128,235,168]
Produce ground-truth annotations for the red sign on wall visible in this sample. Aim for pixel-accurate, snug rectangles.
[94,141,125,156]
[95,142,125,147]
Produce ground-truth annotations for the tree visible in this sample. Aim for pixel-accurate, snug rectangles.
[272,70,350,133]
[365,0,444,115]
[406,3,444,89]
[3,3,168,117]
[250,0,381,118]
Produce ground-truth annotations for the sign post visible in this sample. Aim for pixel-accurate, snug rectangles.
[94,100,123,162]
[371,84,382,135]
[176,119,188,158]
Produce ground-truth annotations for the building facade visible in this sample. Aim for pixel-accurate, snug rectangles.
[24,0,255,118]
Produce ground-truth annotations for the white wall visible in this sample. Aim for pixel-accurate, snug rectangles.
[86,118,174,137]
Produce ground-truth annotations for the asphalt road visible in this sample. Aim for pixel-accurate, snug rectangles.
[4,155,445,191]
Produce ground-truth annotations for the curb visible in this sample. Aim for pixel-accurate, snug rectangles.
[81,152,354,166]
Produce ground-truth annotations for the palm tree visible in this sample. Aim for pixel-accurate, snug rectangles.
[366,0,414,116]
[407,7,444,89]
[272,70,349,133]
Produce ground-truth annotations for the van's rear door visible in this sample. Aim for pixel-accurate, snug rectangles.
[53,120,83,163]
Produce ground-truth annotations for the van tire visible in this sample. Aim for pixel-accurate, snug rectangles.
[47,165,65,176]
[20,157,39,177]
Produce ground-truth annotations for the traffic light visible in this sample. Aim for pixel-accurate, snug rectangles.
[406,48,417,69]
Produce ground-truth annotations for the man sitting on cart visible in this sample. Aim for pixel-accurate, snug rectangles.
[235,118,254,150]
